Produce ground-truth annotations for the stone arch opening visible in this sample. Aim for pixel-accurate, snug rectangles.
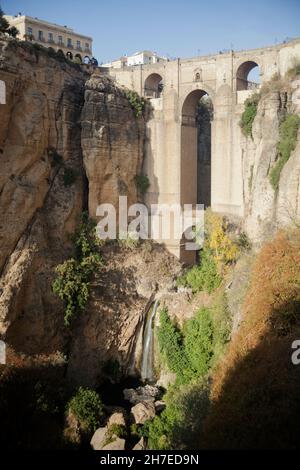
[74,53,82,63]
[83,55,91,64]
[144,73,163,98]
[181,89,213,208]
[0,80,5,104]
[236,61,260,90]
[66,51,73,60]
[57,49,64,57]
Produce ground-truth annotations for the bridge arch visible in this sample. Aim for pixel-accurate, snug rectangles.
[0,80,5,104]
[236,60,261,90]
[144,73,163,98]
[180,88,213,208]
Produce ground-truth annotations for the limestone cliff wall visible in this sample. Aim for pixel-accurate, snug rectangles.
[81,74,145,218]
[0,40,87,353]
[0,40,149,381]
[241,84,300,244]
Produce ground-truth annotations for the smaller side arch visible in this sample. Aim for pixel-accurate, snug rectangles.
[0,80,5,104]
[83,55,91,64]
[144,73,163,98]
[236,60,260,91]
[66,51,73,60]
[74,53,82,63]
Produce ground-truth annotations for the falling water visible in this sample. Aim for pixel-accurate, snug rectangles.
[141,299,159,382]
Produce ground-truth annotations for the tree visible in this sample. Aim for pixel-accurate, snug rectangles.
[0,8,19,37]
[0,8,10,34]
[8,26,19,38]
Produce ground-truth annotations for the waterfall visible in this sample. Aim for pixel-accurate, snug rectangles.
[141,299,159,382]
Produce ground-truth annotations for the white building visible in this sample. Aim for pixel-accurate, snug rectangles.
[127,50,165,66]
[4,13,93,61]
[102,51,166,69]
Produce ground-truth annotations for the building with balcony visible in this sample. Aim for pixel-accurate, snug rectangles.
[102,51,167,69]
[4,13,93,62]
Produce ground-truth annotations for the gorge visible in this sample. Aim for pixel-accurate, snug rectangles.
[0,35,300,450]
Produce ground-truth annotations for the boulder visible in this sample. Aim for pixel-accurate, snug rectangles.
[124,384,161,404]
[107,411,126,428]
[102,437,126,451]
[131,401,156,424]
[90,426,108,450]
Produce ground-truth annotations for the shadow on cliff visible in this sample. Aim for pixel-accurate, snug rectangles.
[200,298,300,449]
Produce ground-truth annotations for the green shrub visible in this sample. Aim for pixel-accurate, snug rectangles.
[240,93,260,137]
[52,213,102,326]
[63,167,77,186]
[157,308,190,383]
[269,114,300,190]
[183,308,214,377]
[130,421,150,439]
[135,175,150,194]
[177,248,221,294]
[125,89,146,117]
[158,307,216,384]
[67,387,103,432]
[148,381,210,450]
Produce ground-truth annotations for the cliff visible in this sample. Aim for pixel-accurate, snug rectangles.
[0,39,161,385]
[242,80,300,243]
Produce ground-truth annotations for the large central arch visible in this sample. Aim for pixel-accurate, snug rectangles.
[180,89,213,207]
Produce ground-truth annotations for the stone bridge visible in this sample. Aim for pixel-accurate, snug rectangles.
[106,38,300,262]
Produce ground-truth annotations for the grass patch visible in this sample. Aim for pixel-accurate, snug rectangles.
[240,93,260,137]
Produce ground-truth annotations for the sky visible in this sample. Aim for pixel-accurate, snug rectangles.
[2,0,300,63]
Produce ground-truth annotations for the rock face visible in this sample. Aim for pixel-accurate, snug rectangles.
[66,242,181,386]
[0,39,87,353]
[0,40,179,384]
[81,73,145,219]
[0,40,182,387]
[242,87,300,244]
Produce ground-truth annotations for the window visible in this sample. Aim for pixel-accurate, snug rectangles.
[48,32,53,43]
[85,42,89,50]
[38,30,43,41]
[27,27,33,35]
[76,40,81,49]
[58,35,63,45]
[67,38,72,47]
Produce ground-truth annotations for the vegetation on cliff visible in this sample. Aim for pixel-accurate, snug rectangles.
[0,8,19,37]
[178,211,239,293]
[125,89,146,117]
[67,387,103,433]
[52,213,102,326]
[240,93,260,137]
[202,229,300,448]
[146,227,300,449]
